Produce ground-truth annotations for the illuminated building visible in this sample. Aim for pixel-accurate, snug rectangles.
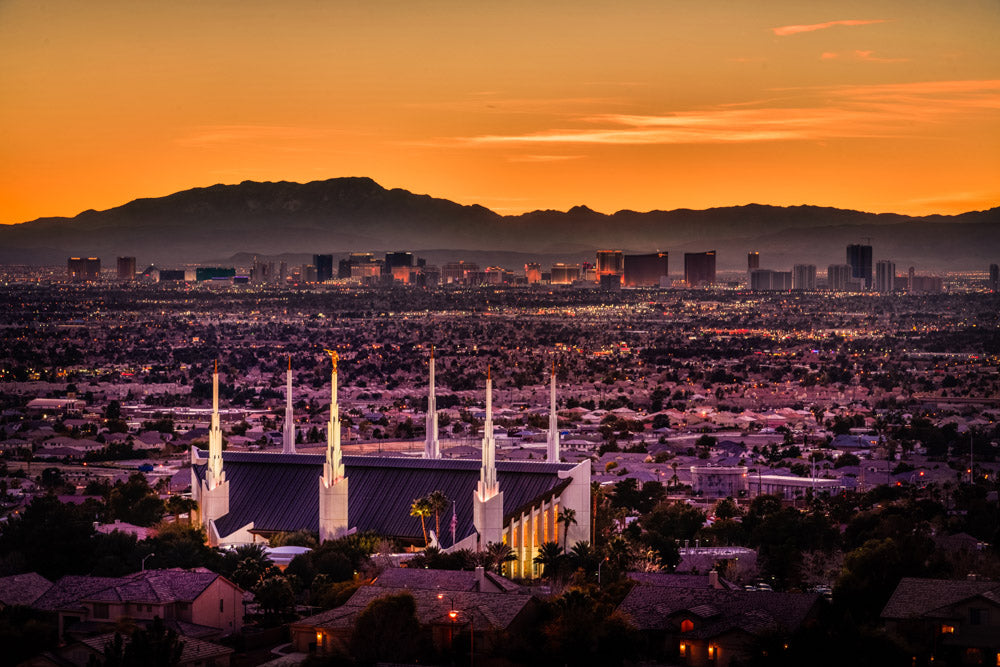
[990,263,998,292]
[596,250,624,285]
[827,264,851,291]
[550,263,581,285]
[524,263,542,284]
[623,252,668,287]
[684,251,716,287]
[116,256,136,281]
[67,257,101,281]
[747,251,759,272]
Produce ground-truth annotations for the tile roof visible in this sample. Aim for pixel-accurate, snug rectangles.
[0,572,53,607]
[372,568,523,593]
[193,450,576,542]
[30,570,231,610]
[33,576,125,612]
[295,585,536,633]
[79,632,233,663]
[881,578,1000,620]
[618,585,820,639]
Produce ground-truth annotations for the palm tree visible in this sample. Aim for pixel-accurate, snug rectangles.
[410,497,432,546]
[534,541,565,580]
[569,541,600,575]
[484,541,516,574]
[426,490,449,541]
[557,507,577,549]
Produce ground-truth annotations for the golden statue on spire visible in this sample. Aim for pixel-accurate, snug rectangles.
[324,349,339,372]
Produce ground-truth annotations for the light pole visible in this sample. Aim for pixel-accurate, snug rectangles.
[437,593,456,655]
[141,553,155,572]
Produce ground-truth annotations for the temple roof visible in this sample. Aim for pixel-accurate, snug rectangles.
[192,450,576,543]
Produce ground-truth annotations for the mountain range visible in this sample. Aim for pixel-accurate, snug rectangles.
[1,177,997,271]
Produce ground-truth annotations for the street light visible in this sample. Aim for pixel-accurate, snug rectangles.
[141,553,155,572]
[437,593,456,653]
[439,593,473,667]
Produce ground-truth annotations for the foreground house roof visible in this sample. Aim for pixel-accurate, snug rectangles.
[31,570,233,611]
[0,572,53,607]
[881,578,1000,620]
[618,584,820,639]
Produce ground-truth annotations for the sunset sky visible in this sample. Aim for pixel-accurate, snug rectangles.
[1,0,998,224]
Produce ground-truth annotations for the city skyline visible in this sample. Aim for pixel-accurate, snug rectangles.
[2,1,999,225]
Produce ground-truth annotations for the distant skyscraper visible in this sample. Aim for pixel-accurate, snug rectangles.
[68,257,101,281]
[550,263,581,285]
[747,252,760,272]
[116,256,136,281]
[596,250,624,285]
[524,263,542,284]
[847,243,873,290]
[990,264,999,292]
[876,260,895,293]
[751,269,791,291]
[684,251,716,287]
[792,264,816,290]
[827,264,851,291]
[623,253,668,287]
[313,254,334,283]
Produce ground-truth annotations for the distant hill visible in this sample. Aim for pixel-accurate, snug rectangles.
[0,177,997,271]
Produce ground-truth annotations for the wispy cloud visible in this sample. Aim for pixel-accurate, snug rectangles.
[773,19,887,36]
[448,80,1000,147]
[175,125,343,148]
[506,154,586,163]
[821,50,909,63]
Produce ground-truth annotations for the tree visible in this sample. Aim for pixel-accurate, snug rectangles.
[410,497,432,546]
[227,544,278,590]
[254,575,295,621]
[426,490,450,541]
[350,593,430,665]
[97,617,184,667]
[533,541,565,580]
[484,540,516,574]
[165,496,198,524]
[558,508,578,549]
[0,495,96,579]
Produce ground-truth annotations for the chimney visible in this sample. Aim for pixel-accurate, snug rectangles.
[475,566,486,591]
[709,569,721,589]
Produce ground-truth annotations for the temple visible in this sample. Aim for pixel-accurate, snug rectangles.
[282,355,296,455]
[190,353,590,578]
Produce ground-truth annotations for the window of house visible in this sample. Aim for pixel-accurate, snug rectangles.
[681,619,694,633]
[678,642,687,658]
[93,603,109,620]
[940,624,955,634]
[970,608,989,626]
[219,599,224,613]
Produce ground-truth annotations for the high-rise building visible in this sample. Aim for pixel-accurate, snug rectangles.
[524,263,542,284]
[847,243,873,290]
[623,252,668,287]
[792,264,817,291]
[116,256,136,281]
[300,264,317,283]
[68,257,101,281]
[385,252,413,271]
[596,250,624,285]
[684,251,716,287]
[313,254,334,283]
[550,263,581,285]
[990,264,999,292]
[751,269,791,291]
[876,260,895,293]
[748,252,760,272]
[827,264,851,291]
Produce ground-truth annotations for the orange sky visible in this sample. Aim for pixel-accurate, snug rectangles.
[1,0,998,224]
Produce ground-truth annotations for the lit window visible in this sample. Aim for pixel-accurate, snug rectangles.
[679,643,687,657]
[708,645,717,661]
[940,624,955,634]
[681,619,694,633]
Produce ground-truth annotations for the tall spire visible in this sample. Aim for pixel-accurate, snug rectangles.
[424,346,440,459]
[547,361,560,463]
[207,360,225,489]
[478,366,498,499]
[282,355,296,454]
[323,349,344,485]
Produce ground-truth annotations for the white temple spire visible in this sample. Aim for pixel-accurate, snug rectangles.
[424,346,440,459]
[478,366,498,498]
[282,355,296,454]
[322,350,344,485]
[319,348,348,542]
[207,360,225,489]
[547,361,560,463]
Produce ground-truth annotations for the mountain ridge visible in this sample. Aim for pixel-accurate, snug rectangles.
[1,177,997,271]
